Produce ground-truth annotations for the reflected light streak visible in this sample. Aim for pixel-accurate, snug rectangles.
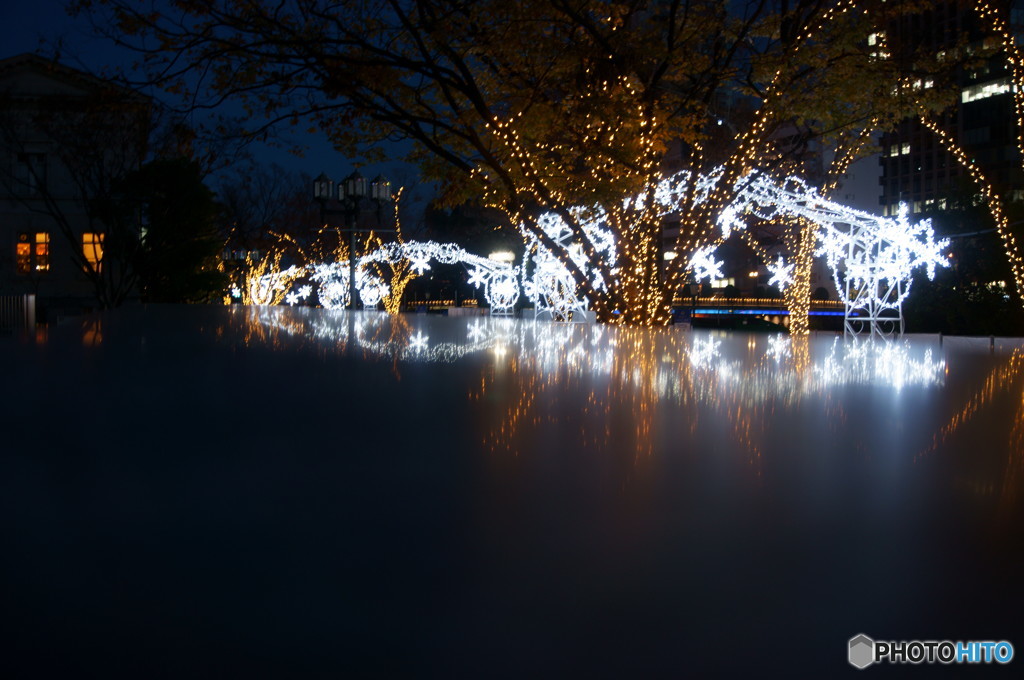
[243,310,956,464]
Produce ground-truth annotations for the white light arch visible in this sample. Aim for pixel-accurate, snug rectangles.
[516,169,949,336]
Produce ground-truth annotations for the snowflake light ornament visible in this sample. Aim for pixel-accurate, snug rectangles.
[717,205,745,239]
[467,266,488,289]
[767,256,794,291]
[688,246,724,283]
[410,254,431,274]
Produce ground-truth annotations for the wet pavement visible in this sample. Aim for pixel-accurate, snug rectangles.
[1,305,1022,677]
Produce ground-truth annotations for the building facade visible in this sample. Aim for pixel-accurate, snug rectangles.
[0,53,149,315]
[878,1,1024,222]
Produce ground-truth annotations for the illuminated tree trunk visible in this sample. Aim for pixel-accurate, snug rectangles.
[383,262,416,315]
[606,209,672,326]
[783,220,816,336]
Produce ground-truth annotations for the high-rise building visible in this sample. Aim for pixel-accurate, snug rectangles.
[878,1,1024,223]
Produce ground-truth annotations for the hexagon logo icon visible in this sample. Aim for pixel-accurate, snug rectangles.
[849,634,875,669]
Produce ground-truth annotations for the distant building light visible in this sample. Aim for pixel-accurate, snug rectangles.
[962,77,1013,103]
[663,251,678,261]
[488,251,515,263]
[748,271,759,277]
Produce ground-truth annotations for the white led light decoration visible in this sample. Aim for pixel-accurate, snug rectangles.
[520,210,615,322]
[250,169,946,334]
[688,246,724,283]
[256,240,519,314]
[767,256,794,291]
[515,167,947,333]
[358,275,389,308]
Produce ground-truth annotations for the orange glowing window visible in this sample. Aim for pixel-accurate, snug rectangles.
[83,232,104,271]
[34,232,49,272]
[16,232,49,274]
[16,240,30,274]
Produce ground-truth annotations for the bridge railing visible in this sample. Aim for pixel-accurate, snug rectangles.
[671,296,844,312]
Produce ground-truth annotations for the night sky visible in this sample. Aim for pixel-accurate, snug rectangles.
[0,1,423,197]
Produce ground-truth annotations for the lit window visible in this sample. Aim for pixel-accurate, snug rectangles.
[83,233,104,271]
[961,78,1013,103]
[35,232,49,271]
[15,231,49,274]
[901,143,911,156]
[15,235,30,274]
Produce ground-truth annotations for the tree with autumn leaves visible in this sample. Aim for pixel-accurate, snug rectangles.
[79,0,959,325]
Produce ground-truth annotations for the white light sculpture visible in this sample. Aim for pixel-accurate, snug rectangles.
[688,171,949,337]
[767,256,794,291]
[688,246,724,284]
[250,171,947,334]
[515,168,948,336]
[520,210,615,322]
[247,265,303,305]
[255,240,520,314]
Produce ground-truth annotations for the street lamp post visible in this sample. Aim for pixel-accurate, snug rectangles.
[312,170,394,310]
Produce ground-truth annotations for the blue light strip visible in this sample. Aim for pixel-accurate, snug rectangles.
[691,309,850,317]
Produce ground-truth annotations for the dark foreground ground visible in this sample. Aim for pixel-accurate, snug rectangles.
[1,306,1022,678]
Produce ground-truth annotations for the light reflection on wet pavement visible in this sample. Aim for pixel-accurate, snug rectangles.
[1,306,1021,677]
